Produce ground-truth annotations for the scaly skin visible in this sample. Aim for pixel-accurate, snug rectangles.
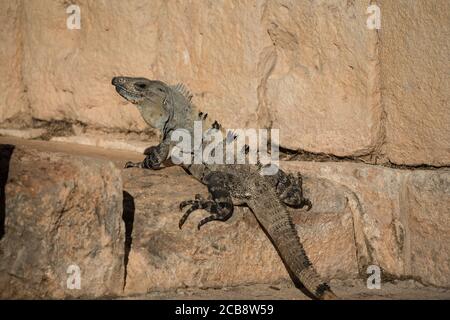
[111,76,337,300]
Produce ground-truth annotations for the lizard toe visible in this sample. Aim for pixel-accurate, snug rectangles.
[179,200,195,211]
[303,198,312,211]
[124,161,140,169]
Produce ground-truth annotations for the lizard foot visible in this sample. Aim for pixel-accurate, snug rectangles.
[179,194,233,230]
[179,195,214,229]
[277,172,313,210]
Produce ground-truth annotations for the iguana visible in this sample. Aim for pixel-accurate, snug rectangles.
[112,76,337,300]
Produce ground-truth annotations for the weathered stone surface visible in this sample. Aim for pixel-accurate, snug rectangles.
[285,162,408,278]
[123,280,450,300]
[20,0,151,131]
[0,137,448,299]
[122,164,361,295]
[404,173,450,287]
[0,128,46,140]
[0,145,124,298]
[261,0,381,155]
[123,160,450,295]
[148,0,270,132]
[1,0,449,165]
[284,162,450,287]
[380,0,450,166]
[2,0,384,157]
[122,166,285,294]
[16,0,272,133]
[51,134,156,154]
[2,0,449,164]
[0,1,28,125]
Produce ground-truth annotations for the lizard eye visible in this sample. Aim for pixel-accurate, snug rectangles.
[135,83,147,90]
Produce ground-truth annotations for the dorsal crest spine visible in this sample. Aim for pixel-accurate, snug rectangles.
[173,83,193,101]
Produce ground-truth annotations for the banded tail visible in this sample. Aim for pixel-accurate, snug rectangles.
[248,187,337,300]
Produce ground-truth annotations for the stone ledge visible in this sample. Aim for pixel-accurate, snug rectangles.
[123,161,450,294]
[0,144,124,298]
[0,138,448,299]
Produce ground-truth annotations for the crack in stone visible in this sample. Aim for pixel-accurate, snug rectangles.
[279,146,450,170]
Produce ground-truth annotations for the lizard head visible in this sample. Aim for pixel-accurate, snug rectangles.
[112,76,171,130]
[112,76,168,106]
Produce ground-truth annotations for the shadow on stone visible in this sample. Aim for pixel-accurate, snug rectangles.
[0,144,14,240]
[122,190,135,289]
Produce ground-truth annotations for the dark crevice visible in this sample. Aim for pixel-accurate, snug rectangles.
[30,117,156,141]
[384,160,450,170]
[278,146,450,170]
[122,190,135,291]
[32,118,78,140]
[0,144,15,240]
[279,145,358,162]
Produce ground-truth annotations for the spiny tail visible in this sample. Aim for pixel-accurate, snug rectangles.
[249,192,337,300]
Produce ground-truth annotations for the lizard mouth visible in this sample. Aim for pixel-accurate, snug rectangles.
[114,85,144,104]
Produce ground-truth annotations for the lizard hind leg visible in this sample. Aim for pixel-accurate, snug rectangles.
[277,171,312,210]
[179,172,234,230]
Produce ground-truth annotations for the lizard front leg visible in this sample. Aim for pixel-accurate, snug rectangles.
[125,140,171,169]
[179,172,234,230]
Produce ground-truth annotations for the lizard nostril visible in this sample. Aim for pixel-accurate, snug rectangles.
[112,77,126,86]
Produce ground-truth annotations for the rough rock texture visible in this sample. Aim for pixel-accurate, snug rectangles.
[405,173,450,287]
[380,0,450,166]
[0,128,46,140]
[0,0,448,298]
[261,0,380,155]
[50,134,155,154]
[0,0,379,157]
[14,0,271,133]
[0,145,124,298]
[121,165,360,295]
[20,0,150,131]
[0,137,448,299]
[0,0,448,165]
[0,1,28,125]
[125,280,450,300]
[122,160,450,295]
[284,162,450,287]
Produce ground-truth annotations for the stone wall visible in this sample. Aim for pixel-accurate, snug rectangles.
[0,0,449,298]
[0,0,448,166]
[380,0,450,166]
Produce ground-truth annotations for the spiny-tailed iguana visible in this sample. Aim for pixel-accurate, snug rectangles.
[111,76,337,300]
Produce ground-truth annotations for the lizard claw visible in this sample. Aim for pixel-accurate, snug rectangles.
[178,203,201,229]
[124,161,141,169]
[303,198,312,211]
[178,195,214,229]
[197,214,221,230]
[179,200,195,211]
[179,195,203,211]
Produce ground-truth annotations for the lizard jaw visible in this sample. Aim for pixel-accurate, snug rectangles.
[114,85,144,104]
